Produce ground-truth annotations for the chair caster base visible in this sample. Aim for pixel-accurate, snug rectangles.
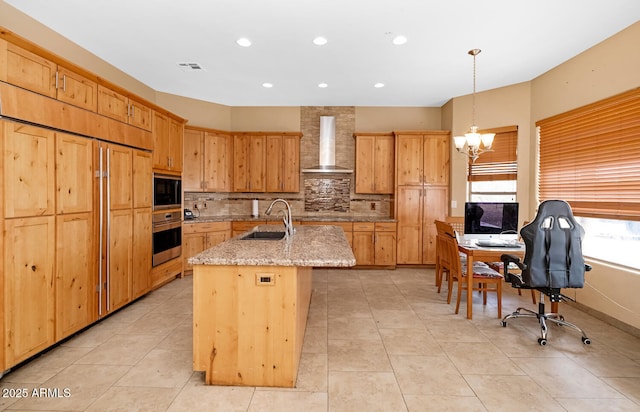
[538,338,547,346]
[582,336,591,345]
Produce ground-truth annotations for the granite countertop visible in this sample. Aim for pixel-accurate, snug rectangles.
[184,215,396,224]
[188,225,356,267]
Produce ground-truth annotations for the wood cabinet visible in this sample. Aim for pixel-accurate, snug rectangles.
[97,85,152,131]
[374,222,397,266]
[354,133,395,194]
[183,222,231,273]
[153,112,183,172]
[231,220,265,237]
[266,134,301,192]
[132,151,153,299]
[0,40,98,112]
[233,133,302,193]
[233,134,266,192]
[352,222,375,265]
[183,127,233,192]
[395,131,450,265]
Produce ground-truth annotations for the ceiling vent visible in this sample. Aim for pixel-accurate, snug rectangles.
[177,62,205,72]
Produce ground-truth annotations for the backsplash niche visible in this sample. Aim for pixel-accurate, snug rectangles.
[304,176,351,212]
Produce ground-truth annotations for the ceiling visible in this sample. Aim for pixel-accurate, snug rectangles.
[5,0,640,107]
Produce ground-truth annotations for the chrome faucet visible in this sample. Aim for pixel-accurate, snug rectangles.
[265,199,294,238]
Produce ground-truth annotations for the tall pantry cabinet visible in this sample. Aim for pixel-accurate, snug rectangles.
[395,131,450,265]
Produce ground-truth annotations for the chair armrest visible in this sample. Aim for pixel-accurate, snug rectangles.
[501,254,526,271]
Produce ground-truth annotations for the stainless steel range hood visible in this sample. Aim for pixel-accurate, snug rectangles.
[302,116,353,173]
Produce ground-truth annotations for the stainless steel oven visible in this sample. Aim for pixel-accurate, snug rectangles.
[152,211,182,267]
[153,174,182,210]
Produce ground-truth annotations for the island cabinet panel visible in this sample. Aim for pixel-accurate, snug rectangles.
[193,265,312,387]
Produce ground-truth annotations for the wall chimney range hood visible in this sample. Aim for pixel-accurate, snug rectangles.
[302,116,353,173]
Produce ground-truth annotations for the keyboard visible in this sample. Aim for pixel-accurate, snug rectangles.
[476,239,520,248]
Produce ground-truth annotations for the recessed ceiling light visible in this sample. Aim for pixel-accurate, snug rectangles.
[392,35,408,45]
[236,37,252,47]
[374,83,385,88]
[262,83,273,88]
[313,36,328,46]
[318,83,328,88]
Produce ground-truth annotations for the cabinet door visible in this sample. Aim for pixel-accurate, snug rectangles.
[374,135,395,194]
[169,118,183,172]
[183,232,207,273]
[97,85,128,123]
[233,135,265,192]
[56,213,95,340]
[108,144,133,210]
[375,230,397,266]
[248,135,265,192]
[423,133,450,185]
[265,135,283,192]
[3,122,55,218]
[108,209,133,312]
[281,135,300,192]
[207,230,230,248]
[133,150,152,209]
[4,216,55,367]
[152,112,171,170]
[132,207,152,299]
[396,134,424,186]
[396,186,424,264]
[352,229,375,265]
[422,186,448,264]
[55,65,98,112]
[183,128,203,191]
[56,132,93,214]
[2,41,56,98]
[204,132,233,192]
[128,98,153,131]
[355,135,375,193]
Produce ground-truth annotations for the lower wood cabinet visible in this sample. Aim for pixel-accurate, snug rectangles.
[374,222,397,266]
[183,222,232,274]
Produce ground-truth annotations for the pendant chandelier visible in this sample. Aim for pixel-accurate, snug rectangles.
[453,49,495,163]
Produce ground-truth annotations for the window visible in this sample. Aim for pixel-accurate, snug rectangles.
[468,126,517,202]
[536,88,640,270]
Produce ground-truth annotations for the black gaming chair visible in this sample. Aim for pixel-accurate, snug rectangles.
[500,200,592,346]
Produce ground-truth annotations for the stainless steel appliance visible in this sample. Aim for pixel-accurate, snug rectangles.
[152,211,182,266]
[153,174,182,210]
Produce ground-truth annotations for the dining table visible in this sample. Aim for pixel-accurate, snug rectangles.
[457,242,525,319]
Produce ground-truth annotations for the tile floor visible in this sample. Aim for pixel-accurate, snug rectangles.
[1,268,640,411]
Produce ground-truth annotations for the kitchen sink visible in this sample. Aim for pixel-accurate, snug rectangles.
[240,231,286,240]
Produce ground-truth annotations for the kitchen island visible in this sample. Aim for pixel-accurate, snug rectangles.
[189,224,355,387]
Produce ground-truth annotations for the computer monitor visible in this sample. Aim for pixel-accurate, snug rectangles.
[464,202,519,240]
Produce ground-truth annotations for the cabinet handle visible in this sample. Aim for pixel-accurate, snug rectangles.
[62,75,66,92]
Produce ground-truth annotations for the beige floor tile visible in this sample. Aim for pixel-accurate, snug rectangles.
[120,312,190,337]
[328,339,391,372]
[427,318,490,343]
[389,354,475,396]
[465,374,564,411]
[166,373,254,412]
[8,364,130,411]
[328,316,379,340]
[155,324,193,352]
[1,346,93,384]
[248,390,327,412]
[565,352,640,377]
[115,349,193,388]
[295,353,328,392]
[378,327,446,356]
[555,397,640,412]
[61,321,125,349]
[85,386,181,411]
[404,394,487,412]
[302,326,327,354]
[328,371,406,412]
[74,334,160,366]
[602,377,640,405]
[443,341,525,375]
[370,308,423,329]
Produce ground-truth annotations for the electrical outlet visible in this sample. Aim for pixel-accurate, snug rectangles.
[193,203,198,210]
[203,202,207,209]
[370,202,376,210]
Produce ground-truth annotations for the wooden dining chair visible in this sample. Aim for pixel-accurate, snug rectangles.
[436,220,504,318]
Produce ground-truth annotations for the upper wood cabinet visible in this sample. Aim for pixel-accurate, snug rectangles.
[184,127,233,192]
[233,134,266,192]
[0,40,98,112]
[266,134,300,193]
[153,112,183,173]
[97,85,153,131]
[354,133,395,194]
[396,131,450,186]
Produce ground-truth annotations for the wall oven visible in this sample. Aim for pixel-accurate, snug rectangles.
[153,174,182,210]
[152,211,182,267]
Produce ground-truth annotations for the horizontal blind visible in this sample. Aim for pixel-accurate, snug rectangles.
[536,88,640,220]
[469,126,518,181]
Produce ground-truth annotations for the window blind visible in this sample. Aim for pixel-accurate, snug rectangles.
[536,88,640,221]
[468,126,518,181]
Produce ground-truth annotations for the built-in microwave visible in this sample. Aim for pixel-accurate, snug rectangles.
[153,174,182,210]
